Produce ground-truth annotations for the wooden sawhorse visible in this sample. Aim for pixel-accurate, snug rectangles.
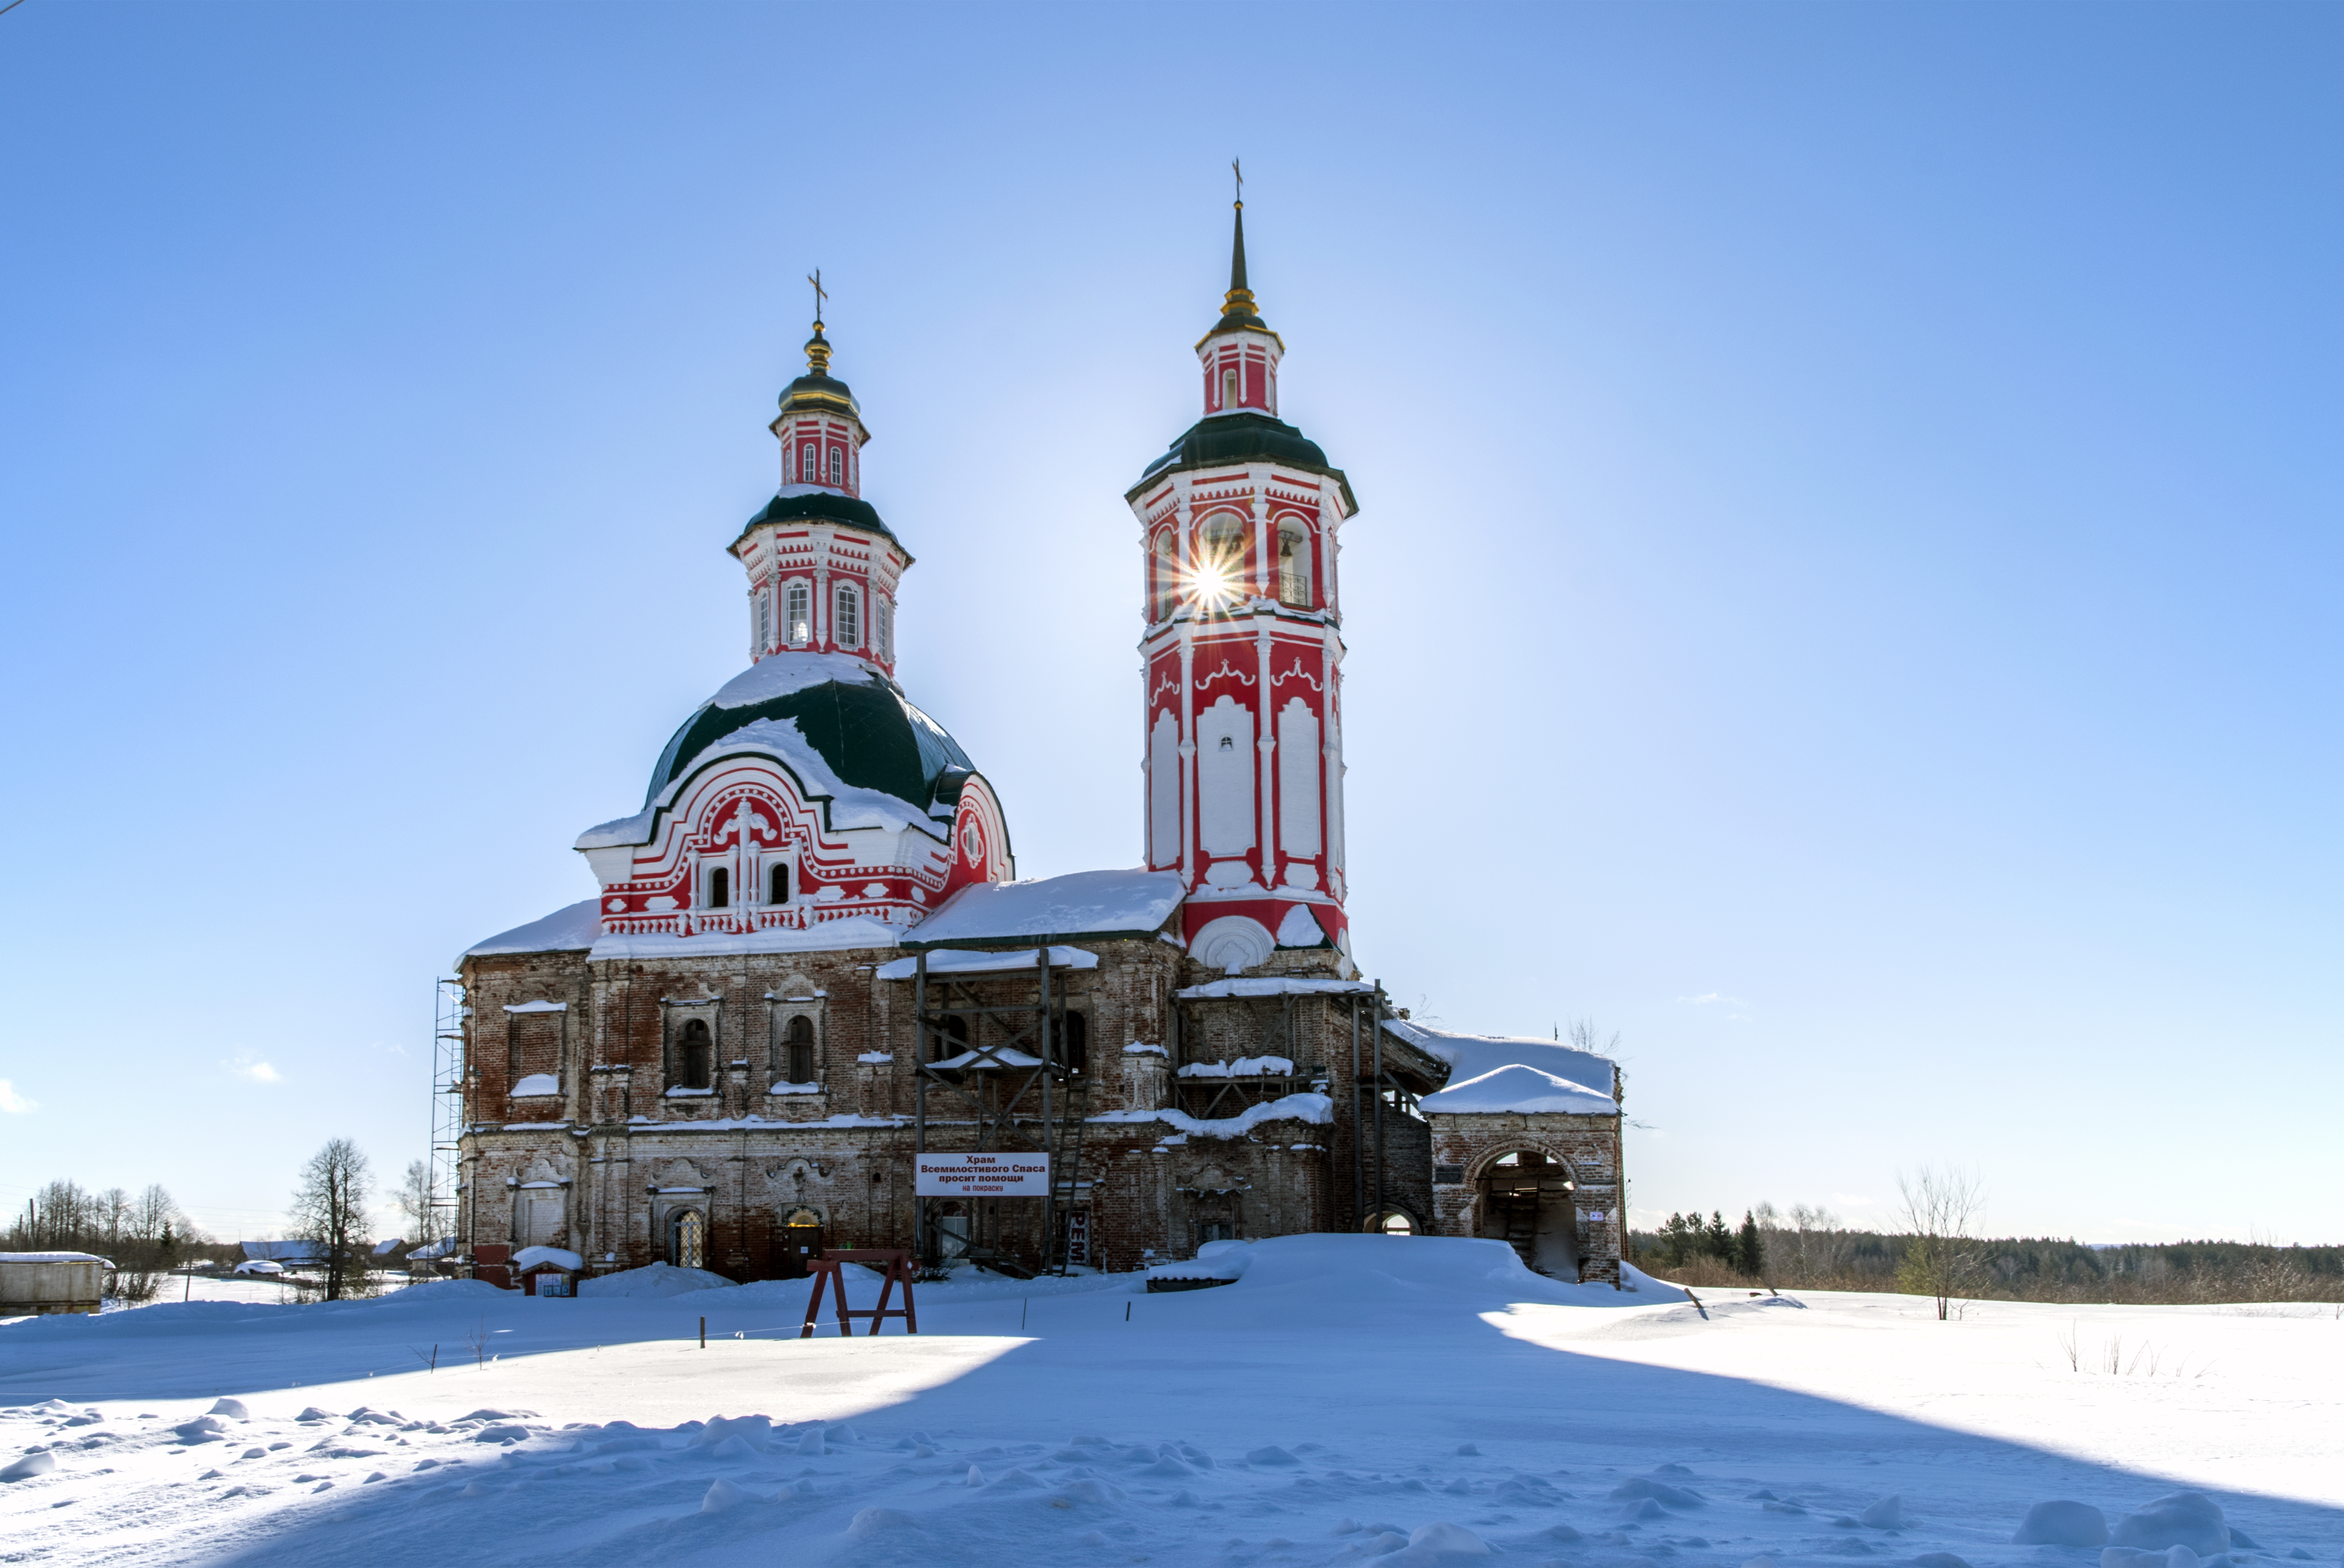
[799,1249,919,1337]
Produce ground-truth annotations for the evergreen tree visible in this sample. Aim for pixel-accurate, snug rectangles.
[1706,1210,1732,1258]
[1738,1210,1765,1278]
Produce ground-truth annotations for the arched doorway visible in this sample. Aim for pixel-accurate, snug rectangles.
[1476,1150,1579,1278]
[779,1208,824,1279]
[668,1207,707,1270]
[1363,1210,1417,1235]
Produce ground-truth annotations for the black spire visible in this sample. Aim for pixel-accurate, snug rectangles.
[1210,192,1272,338]
[1230,201,1249,295]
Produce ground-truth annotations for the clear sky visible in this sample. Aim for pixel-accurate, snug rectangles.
[3,3,2337,1247]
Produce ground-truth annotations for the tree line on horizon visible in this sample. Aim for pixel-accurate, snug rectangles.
[11,1141,452,1305]
[1632,1196,2344,1306]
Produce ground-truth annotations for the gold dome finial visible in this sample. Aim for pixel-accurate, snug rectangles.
[804,268,832,375]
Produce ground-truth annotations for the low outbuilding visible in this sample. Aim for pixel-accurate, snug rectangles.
[512,1245,583,1297]
[0,1251,112,1315]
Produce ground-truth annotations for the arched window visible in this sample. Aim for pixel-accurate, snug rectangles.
[875,597,893,662]
[754,589,771,650]
[1222,366,1239,409]
[834,585,859,649]
[1277,523,1311,607]
[786,582,811,644]
[1197,514,1246,610]
[768,862,789,905]
[1060,1009,1088,1076]
[786,1015,815,1085]
[676,1020,713,1090]
[667,1207,706,1269]
[827,446,843,486]
[707,867,730,909]
[933,1013,968,1063]
[801,443,817,483]
[1152,531,1178,619]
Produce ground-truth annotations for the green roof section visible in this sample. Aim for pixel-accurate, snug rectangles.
[1127,411,1358,513]
[645,668,974,815]
[729,490,912,561]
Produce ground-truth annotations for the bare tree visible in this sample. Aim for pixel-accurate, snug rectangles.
[1896,1166,1984,1320]
[395,1159,447,1247]
[289,1139,374,1301]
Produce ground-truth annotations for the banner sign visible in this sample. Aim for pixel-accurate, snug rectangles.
[914,1152,1050,1197]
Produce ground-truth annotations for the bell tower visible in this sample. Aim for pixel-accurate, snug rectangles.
[1124,190,1359,977]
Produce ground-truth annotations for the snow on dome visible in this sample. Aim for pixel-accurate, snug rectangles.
[907,868,1184,947]
[1385,1019,1620,1105]
[1418,1063,1618,1117]
[460,898,601,966]
[707,651,893,709]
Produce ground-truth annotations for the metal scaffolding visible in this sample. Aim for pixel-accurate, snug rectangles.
[909,948,1090,1275]
[430,977,466,1250]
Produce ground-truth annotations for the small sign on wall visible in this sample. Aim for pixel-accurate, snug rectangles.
[1064,1208,1090,1267]
[1580,1210,1609,1223]
[914,1152,1050,1197]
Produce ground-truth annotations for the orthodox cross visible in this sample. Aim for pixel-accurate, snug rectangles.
[807,268,827,327]
[1231,158,1243,204]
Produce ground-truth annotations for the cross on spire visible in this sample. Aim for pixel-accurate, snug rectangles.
[1232,156,1243,208]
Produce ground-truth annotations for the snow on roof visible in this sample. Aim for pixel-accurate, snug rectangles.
[408,1238,456,1260]
[511,1074,561,1097]
[1418,1063,1618,1117]
[873,945,1098,980]
[1176,977,1375,1000]
[1089,1091,1333,1140]
[707,652,890,709]
[503,1000,567,1014]
[928,1047,1046,1071]
[1384,1019,1620,1105]
[587,915,900,962]
[576,713,947,851]
[0,1251,112,1266]
[371,1238,406,1257]
[512,1245,583,1273]
[904,869,1183,947]
[460,898,601,965]
[242,1240,324,1263]
[232,1259,285,1275]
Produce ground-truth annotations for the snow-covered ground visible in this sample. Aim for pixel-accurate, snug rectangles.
[3,1236,2339,1567]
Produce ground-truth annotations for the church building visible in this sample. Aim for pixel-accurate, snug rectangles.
[451,202,1628,1286]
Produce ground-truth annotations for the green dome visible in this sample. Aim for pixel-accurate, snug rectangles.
[1129,411,1357,511]
[645,655,975,818]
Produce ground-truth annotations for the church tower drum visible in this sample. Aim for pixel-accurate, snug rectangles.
[731,294,904,673]
[1125,198,1358,977]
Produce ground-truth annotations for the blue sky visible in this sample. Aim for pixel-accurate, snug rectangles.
[2,3,2336,1246]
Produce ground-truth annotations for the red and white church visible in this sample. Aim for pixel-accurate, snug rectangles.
[451,203,1627,1287]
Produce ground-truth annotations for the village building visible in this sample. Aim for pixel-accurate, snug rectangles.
[451,203,1627,1284]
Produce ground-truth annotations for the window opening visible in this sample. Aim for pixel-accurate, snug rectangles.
[768,863,789,905]
[801,443,817,482]
[1061,1009,1088,1076]
[1201,1220,1238,1244]
[827,446,843,485]
[934,1013,968,1062]
[786,582,811,644]
[1222,367,1239,408]
[1153,531,1179,618]
[876,597,893,662]
[707,867,729,909]
[1278,524,1311,607]
[835,585,859,649]
[754,591,771,649]
[668,1208,706,1269]
[786,1015,815,1084]
[676,1019,714,1090]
